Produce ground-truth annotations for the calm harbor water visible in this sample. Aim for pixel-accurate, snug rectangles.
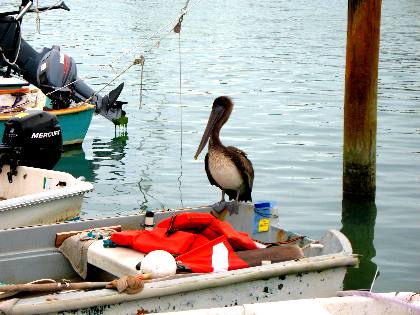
[4,0,419,292]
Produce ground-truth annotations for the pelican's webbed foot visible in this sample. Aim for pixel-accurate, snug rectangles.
[211,201,228,214]
[226,201,239,215]
[210,200,239,215]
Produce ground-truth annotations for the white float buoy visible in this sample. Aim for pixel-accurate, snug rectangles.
[140,250,177,278]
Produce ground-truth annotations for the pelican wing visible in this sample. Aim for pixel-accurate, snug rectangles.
[225,146,254,201]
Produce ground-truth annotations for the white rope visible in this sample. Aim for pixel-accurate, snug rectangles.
[182,0,192,11]
[1,21,22,66]
[35,0,41,33]
[1,0,63,66]
[103,0,198,71]
[96,0,202,78]
[45,0,203,101]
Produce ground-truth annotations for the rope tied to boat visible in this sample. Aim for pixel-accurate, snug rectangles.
[35,0,41,33]
[106,274,151,294]
[42,0,202,107]
[33,0,64,33]
[255,235,307,248]
[0,20,21,66]
[134,55,145,109]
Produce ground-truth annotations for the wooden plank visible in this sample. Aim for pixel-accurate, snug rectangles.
[55,225,121,247]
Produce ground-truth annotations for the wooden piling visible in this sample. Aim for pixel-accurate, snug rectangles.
[343,0,382,199]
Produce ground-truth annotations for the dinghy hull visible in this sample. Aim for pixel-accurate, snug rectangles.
[0,165,93,229]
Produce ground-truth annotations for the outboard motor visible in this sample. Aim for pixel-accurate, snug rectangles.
[0,1,126,123]
[35,46,126,123]
[0,111,62,182]
[36,45,78,109]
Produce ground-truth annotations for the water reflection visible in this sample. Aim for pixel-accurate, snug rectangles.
[136,133,158,212]
[341,198,378,290]
[110,133,129,160]
[134,105,169,211]
[92,132,129,163]
[54,147,95,182]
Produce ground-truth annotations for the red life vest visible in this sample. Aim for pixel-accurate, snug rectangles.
[110,212,257,272]
[176,236,249,273]
[157,212,257,251]
[110,228,206,255]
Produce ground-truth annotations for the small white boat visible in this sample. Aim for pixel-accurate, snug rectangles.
[0,203,358,314]
[157,291,420,315]
[0,165,93,229]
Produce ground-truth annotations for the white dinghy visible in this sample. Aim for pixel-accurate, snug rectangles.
[0,203,358,314]
[0,165,93,229]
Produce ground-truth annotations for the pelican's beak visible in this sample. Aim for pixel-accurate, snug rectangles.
[194,106,224,159]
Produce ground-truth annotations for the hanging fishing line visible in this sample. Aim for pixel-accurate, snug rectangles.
[174,12,185,208]
[138,55,145,109]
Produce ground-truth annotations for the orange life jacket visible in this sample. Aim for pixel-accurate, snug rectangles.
[176,235,249,273]
[157,212,257,251]
[110,212,257,256]
[110,227,206,255]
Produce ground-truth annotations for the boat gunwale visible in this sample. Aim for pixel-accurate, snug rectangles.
[0,102,95,120]
[0,182,93,212]
[0,166,94,212]
[0,206,208,231]
[45,103,95,116]
[7,250,358,315]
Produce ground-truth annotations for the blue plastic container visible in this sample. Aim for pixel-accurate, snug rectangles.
[253,202,272,233]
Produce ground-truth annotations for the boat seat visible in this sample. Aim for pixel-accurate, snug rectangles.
[87,240,145,277]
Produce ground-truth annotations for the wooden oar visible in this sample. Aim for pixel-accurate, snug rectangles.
[0,281,108,293]
[0,274,152,294]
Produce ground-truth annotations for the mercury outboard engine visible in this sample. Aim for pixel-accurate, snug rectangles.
[0,111,62,182]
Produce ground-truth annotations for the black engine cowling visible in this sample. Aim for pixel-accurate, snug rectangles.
[0,111,62,176]
[36,45,77,109]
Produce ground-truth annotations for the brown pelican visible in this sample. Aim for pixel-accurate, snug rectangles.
[194,96,254,213]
